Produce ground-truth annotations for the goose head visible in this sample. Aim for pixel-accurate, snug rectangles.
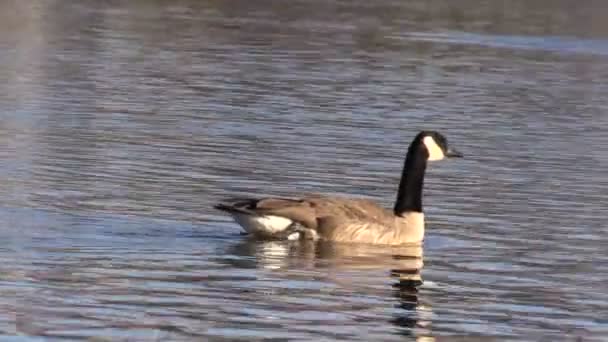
[415,131,463,161]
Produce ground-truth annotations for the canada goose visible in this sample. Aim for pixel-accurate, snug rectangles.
[214,131,462,245]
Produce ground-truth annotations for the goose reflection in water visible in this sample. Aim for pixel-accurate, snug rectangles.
[225,238,433,339]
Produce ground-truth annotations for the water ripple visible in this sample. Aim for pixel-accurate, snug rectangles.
[1,0,607,340]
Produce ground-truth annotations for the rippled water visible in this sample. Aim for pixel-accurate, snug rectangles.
[1,0,608,340]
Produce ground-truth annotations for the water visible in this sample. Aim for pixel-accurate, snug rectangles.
[1,0,608,340]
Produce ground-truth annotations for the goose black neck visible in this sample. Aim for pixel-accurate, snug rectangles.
[394,140,428,215]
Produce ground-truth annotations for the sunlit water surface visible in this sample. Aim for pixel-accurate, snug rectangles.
[1,0,608,340]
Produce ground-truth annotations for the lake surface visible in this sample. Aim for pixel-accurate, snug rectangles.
[1,0,608,340]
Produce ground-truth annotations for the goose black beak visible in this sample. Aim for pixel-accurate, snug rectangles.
[446,148,463,158]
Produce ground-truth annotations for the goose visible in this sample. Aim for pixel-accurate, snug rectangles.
[214,131,462,245]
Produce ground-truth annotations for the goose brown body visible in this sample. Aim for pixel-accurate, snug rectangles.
[216,195,424,245]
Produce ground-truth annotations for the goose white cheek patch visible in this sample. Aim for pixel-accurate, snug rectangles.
[423,136,445,161]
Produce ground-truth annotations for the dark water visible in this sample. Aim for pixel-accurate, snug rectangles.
[1,0,608,340]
